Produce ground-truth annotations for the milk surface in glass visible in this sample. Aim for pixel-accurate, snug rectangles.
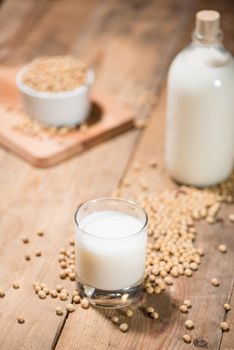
[75,209,147,291]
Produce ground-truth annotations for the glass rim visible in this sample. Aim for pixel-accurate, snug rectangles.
[74,197,148,240]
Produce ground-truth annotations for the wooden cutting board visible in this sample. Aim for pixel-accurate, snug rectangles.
[0,66,135,167]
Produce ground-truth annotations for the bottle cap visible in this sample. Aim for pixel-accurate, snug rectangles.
[196,10,221,40]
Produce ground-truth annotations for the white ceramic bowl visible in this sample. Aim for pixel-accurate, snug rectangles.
[16,65,95,127]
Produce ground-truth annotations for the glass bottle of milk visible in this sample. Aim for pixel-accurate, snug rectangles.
[165,10,234,187]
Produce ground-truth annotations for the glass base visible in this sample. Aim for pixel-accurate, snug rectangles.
[77,281,143,308]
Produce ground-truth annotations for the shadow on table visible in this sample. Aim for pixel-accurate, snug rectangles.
[93,291,177,334]
[85,101,103,127]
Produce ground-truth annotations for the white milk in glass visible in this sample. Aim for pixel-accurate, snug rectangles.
[75,210,147,291]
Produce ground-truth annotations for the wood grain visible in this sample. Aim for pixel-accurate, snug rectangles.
[56,88,234,350]
[0,0,196,348]
[0,0,97,63]
[0,0,234,349]
[0,67,135,167]
[0,0,50,61]
[55,1,234,350]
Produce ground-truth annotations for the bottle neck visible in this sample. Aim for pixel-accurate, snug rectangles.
[192,30,223,46]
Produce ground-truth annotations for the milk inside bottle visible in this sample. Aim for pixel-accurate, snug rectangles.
[165,10,234,187]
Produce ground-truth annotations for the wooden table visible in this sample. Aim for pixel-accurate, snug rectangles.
[0,0,233,349]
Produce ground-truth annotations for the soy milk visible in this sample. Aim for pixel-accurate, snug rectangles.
[165,10,234,187]
[75,210,147,291]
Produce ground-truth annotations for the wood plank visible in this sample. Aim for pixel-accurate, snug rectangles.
[0,0,97,63]
[10,0,98,63]
[0,0,50,61]
[1,0,233,349]
[0,66,135,167]
[220,280,234,350]
[121,90,234,350]
[0,0,198,349]
[56,1,234,349]
[56,90,234,350]
[0,131,138,349]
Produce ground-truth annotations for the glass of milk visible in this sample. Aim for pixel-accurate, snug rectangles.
[74,197,148,308]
